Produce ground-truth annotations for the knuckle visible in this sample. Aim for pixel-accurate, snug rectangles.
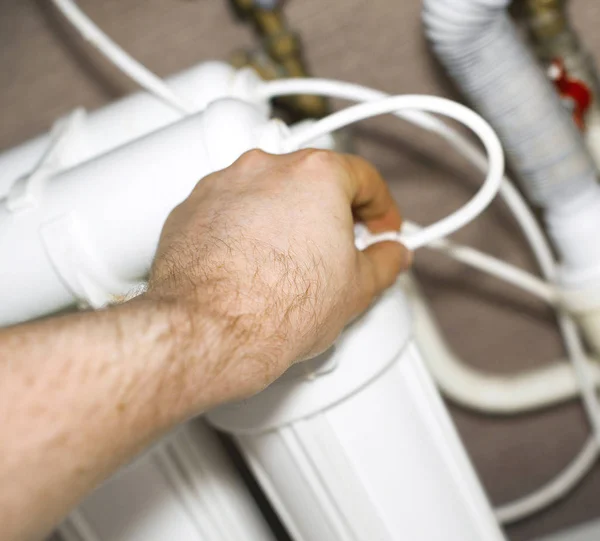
[164,201,186,226]
[296,148,340,173]
[235,148,272,169]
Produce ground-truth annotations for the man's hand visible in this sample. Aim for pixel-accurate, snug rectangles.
[146,149,409,406]
[0,149,408,541]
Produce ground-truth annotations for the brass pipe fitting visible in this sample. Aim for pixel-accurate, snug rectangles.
[229,0,329,119]
[526,0,566,40]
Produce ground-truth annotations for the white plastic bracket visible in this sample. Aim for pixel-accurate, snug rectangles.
[6,108,86,212]
[40,212,144,309]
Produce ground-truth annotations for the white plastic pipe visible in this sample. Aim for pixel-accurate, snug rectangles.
[0,99,287,326]
[0,61,266,200]
[50,0,194,115]
[207,283,506,541]
[495,436,598,524]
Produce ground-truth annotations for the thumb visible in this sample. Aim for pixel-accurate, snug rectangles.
[354,240,411,315]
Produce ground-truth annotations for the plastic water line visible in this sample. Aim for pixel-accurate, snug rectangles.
[402,274,600,414]
[51,0,193,115]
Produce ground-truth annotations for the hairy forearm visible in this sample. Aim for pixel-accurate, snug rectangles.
[0,297,223,541]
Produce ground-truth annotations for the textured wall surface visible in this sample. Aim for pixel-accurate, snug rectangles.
[2,1,600,540]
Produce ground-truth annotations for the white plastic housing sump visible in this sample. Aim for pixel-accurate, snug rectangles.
[59,420,276,541]
[207,283,506,541]
[0,99,288,327]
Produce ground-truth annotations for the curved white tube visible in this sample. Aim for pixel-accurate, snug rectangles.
[285,94,505,251]
[51,0,192,114]
[495,437,599,524]
[259,77,598,419]
[402,274,600,414]
[257,78,557,278]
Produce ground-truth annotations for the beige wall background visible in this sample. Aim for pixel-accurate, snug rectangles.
[2,1,600,540]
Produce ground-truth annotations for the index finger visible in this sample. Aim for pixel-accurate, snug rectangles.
[336,153,402,233]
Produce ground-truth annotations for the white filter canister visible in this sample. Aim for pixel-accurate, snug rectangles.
[208,283,506,541]
[59,420,276,541]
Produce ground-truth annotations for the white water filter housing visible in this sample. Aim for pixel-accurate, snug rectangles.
[0,97,286,326]
[207,281,506,541]
[59,420,275,541]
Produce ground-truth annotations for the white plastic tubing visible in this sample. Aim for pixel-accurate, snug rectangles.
[50,0,193,115]
[258,77,600,416]
[401,274,600,414]
[422,0,600,278]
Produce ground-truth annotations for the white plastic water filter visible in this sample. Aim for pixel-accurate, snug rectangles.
[0,99,289,327]
[0,57,505,538]
[59,420,276,541]
[207,280,506,541]
[0,61,266,199]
